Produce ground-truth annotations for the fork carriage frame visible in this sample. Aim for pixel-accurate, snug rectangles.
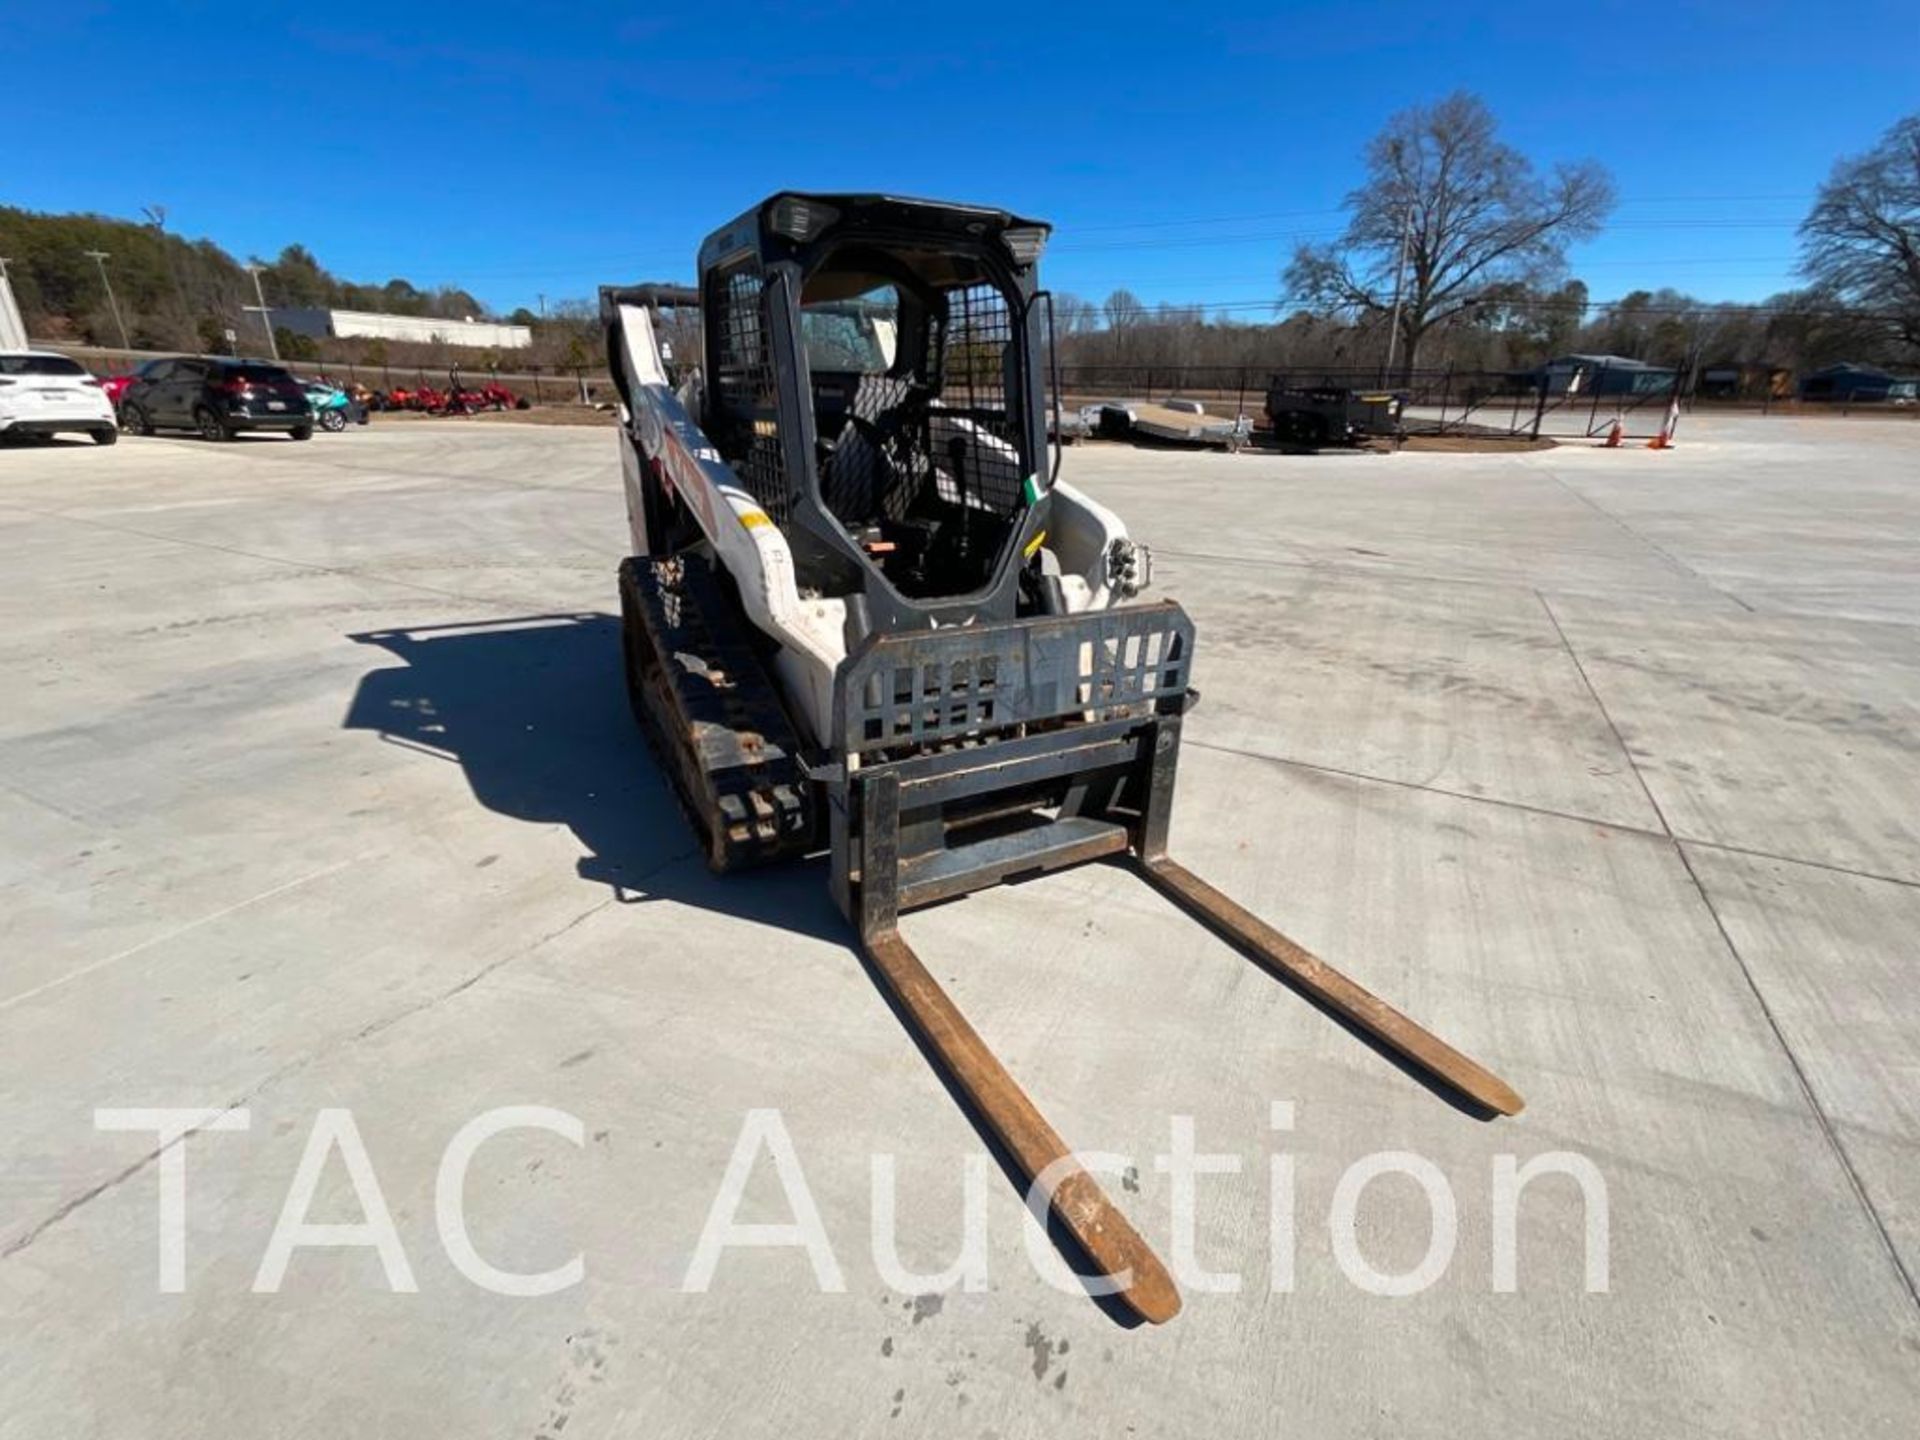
[827,599,1196,931]
[819,601,1521,1324]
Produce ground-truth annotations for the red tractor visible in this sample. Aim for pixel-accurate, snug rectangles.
[476,380,530,410]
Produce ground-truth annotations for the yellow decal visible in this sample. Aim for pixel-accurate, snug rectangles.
[739,509,773,530]
[1023,529,1048,559]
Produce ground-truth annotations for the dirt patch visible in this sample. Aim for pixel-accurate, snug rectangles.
[1237,430,1556,456]
[373,406,618,428]
[1375,433,1558,453]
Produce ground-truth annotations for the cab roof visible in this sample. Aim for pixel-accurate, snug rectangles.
[698,192,1050,273]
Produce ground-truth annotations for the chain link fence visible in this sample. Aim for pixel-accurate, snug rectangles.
[1055,361,1690,440]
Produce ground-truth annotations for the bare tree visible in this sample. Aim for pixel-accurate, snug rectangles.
[1800,114,1920,357]
[1050,292,1098,336]
[1102,289,1145,330]
[1101,289,1147,363]
[1284,92,1614,376]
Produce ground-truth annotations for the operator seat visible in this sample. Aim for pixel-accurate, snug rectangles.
[821,371,926,525]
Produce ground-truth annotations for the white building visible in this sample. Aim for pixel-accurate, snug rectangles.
[268,307,532,350]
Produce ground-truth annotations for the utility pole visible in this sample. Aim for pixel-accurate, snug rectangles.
[84,250,132,350]
[143,204,191,329]
[243,264,279,362]
[1381,206,1413,385]
[537,293,546,318]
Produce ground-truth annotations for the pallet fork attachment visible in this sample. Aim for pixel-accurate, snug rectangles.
[828,602,1522,1325]
[1132,857,1524,1119]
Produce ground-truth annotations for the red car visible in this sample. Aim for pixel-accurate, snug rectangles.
[99,373,138,408]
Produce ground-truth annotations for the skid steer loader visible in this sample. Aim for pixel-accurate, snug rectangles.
[602,193,1521,1325]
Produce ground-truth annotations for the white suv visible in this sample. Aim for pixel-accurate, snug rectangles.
[0,351,118,445]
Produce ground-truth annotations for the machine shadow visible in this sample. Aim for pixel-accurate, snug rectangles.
[341,611,846,944]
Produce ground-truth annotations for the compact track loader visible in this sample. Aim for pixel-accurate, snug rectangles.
[602,193,1521,1325]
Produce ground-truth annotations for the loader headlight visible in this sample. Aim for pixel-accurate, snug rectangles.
[768,196,839,243]
[1001,226,1049,266]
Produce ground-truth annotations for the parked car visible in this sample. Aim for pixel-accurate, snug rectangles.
[299,379,356,431]
[109,357,173,415]
[120,357,313,441]
[0,351,119,445]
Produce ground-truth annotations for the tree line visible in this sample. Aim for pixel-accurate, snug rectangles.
[7,99,1914,388]
[1056,97,1918,386]
[1049,279,1895,384]
[0,205,503,355]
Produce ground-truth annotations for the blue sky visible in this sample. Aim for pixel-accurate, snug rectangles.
[6,1,1914,316]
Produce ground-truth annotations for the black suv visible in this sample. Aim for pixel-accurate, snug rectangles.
[121,358,313,441]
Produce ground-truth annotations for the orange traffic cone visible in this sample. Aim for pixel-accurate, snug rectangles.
[1648,397,1680,449]
[1603,417,1624,448]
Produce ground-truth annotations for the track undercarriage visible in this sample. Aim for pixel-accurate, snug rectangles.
[618,554,813,870]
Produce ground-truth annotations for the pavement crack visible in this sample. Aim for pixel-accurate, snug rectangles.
[0,498,542,610]
[1526,458,1756,613]
[1672,837,1920,1316]
[1538,589,1920,1317]
[0,893,615,1264]
[0,860,359,1015]
[1535,592,1672,834]
[1184,736,1667,841]
[0,1144,190,1265]
[1185,738,1920,890]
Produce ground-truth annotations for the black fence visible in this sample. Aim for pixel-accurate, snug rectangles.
[1055,361,1686,440]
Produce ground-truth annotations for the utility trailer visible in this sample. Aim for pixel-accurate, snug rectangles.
[1265,382,1404,448]
[602,194,1520,1324]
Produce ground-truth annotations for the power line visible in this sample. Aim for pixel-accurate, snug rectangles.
[1052,221,1808,257]
[1141,295,1889,321]
[1051,192,1815,237]
[1063,206,1350,234]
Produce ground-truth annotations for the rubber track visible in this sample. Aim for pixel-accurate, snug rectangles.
[619,555,814,871]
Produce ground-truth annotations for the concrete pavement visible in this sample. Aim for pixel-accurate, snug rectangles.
[2,415,1917,1437]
